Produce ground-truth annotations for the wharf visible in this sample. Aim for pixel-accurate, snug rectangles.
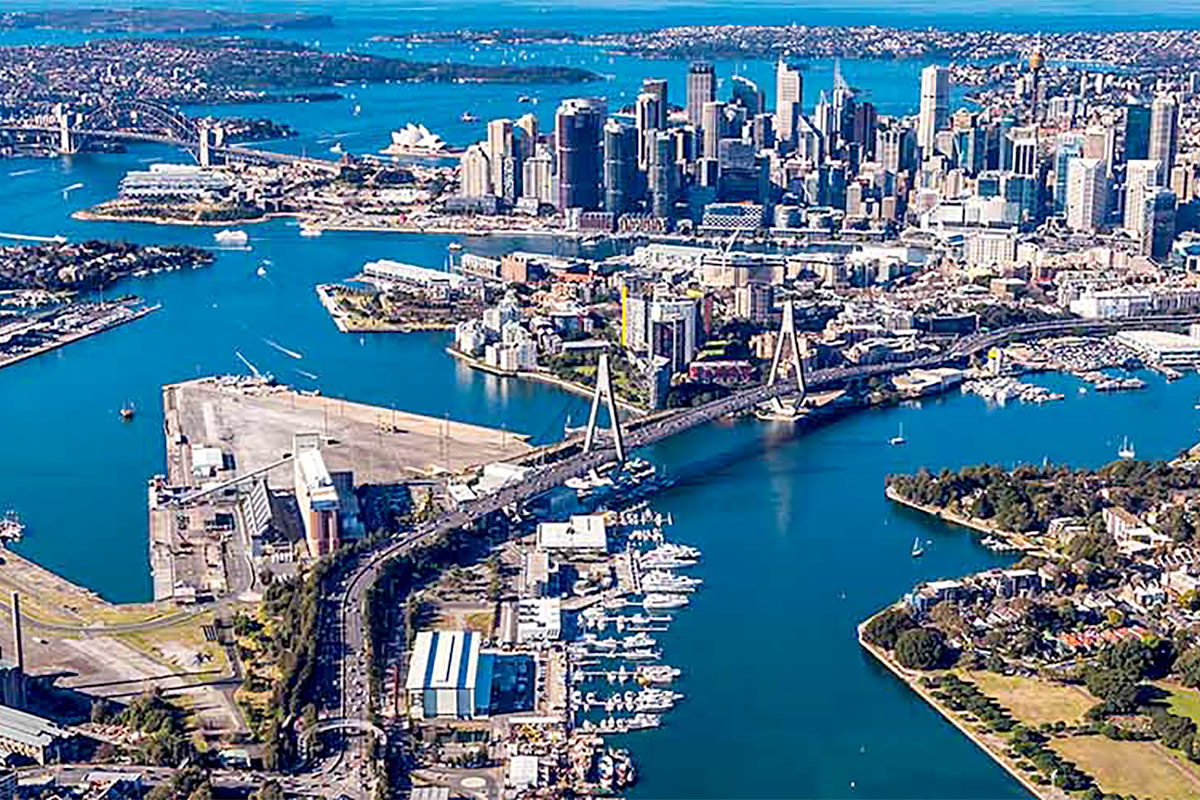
[0,302,159,372]
[164,376,534,487]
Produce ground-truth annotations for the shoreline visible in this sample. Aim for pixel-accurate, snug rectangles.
[314,283,457,333]
[884,485,1041,552]
[0,303,159,373]
[857,618,1062,800]
[444,345,647,415]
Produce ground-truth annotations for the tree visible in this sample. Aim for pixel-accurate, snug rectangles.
[252,783,286,800]
[1176,647,1200,688]
[895,628,947,670]
[1085,668,1141,714]
[862,608,915,649]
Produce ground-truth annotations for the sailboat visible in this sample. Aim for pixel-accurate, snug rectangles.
[910,537,924,558]
[1118,437,1136,460]
[889,423,906,446]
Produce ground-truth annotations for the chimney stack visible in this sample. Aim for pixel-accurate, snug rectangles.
[11,591,23,675]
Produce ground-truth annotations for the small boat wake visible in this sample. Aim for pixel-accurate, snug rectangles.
[263,338,303,360]
[8,168,40,177]
[295,368,319,380]
[235,350,263,378]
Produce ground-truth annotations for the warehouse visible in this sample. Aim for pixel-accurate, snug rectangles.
[405,630,494,720]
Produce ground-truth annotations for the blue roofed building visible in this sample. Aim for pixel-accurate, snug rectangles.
[404,630,494,720]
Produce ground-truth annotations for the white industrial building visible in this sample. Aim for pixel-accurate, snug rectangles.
[405,630,493,720]
[536,514,608,554]
[516,598,562,643]
[1116,330,1200,367]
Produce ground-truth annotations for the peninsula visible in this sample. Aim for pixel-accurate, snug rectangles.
[863,455,1200,798]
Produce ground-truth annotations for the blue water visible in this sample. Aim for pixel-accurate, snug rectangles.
[3,2,1199,796]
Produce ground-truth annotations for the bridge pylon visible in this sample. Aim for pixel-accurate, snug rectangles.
[53,104,76,155]
[765,300,807,415]
[583,352,626,464]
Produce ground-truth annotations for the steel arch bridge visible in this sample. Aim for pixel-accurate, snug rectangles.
[77,99,200,144]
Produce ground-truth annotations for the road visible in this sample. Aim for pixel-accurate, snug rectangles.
[316,315,1200,796]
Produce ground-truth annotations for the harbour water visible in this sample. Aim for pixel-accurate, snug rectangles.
[4,1,1200,795]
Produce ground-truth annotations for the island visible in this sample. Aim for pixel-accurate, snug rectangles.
[862,455,1200,798]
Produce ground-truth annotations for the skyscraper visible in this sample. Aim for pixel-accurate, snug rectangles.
[486,118,518,203]
[642,78,669,129]
[774,59,803,148]
[730,75,764,116]
[603,119,637,215]
[648,131,678,218]
[1149,95,1180,180]
[917,65,950,154]
[515,113,538,159]
[460,143,492,198]
[554,98,606,210]
[686,61,716,128]
[1140,188,1177,260]
[1124,103,1151,161]
[1053,133,1084,214]
[1065,157,1107,232]
[635,92,662,170]
[702,101,726,160]
[1124,159,1162,232]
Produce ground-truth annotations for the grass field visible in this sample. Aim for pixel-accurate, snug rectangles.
[963,670,1096,725]
[1051,737,1200,800]
[1157,682,1200,726]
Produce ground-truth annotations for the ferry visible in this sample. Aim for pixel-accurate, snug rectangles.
[213,229,249,246]
[0,511,24,542]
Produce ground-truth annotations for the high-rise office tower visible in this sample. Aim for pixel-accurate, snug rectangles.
[515,113,538,159]
[1065,157,1108,232]
[702,101,726,159]
[877,127,914,174]
[603,119,638,215]
[1053,133,1084,214]
[831,59,855,140]
[1009,129,1039,177]
[851,102,878,157]
[1124,103,1151,161]
[642,78,669,129]
[1124,159,1162,232]
[813,91,835,145]
[1139,188,1177,260]
[1149,95,1180,180]
[917,65,950,154]
[554,98,606,210]
[648,130,678,218]
[486,118,518,203]
[635,92,662,170]
[730,75,764,116]
[686,61,716,128]
[460,143,492,198]
[775,59,803,148]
